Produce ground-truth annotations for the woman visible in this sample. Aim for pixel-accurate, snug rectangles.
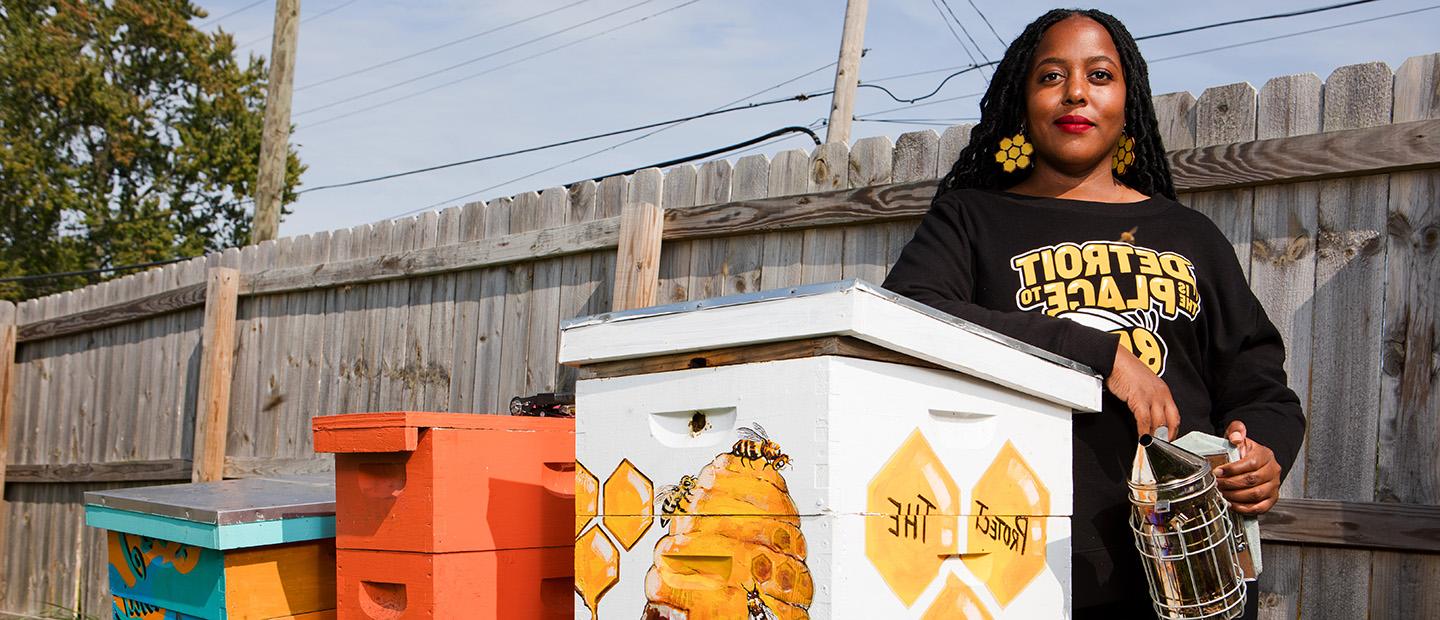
[882,8,1305,619]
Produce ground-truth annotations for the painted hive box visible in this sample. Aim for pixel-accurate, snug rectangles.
[560,281,1103,620]
[312,412,576,620]
[84,475,337,620]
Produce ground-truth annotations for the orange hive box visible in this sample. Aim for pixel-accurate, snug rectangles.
[314,412,576,620]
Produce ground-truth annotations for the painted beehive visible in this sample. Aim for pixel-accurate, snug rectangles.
[312,411,575,620]
[84,475,338,620]
[559,280,1103,619]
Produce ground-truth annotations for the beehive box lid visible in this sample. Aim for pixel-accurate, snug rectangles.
[312,411,575,454]
[559,280,1102,412]
[84,474,335,550]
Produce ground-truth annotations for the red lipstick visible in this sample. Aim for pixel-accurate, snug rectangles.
[1054,114,1094,134]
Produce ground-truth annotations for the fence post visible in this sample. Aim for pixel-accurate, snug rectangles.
[612,202,664,312]
[0,300,15,594]
[191,268,240,482]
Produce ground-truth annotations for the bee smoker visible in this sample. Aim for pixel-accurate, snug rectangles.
[1128,434,1247,619]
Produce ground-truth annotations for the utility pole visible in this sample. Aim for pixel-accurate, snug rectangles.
[252,0,300,244]
[825,0,869,145]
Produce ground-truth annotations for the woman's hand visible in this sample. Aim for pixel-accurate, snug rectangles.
[1105,343,1180,439]
[1215,420,1282,514]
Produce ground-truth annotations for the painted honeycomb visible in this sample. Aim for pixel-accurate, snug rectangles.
[962,440,1050,607]
[865,429,961,607]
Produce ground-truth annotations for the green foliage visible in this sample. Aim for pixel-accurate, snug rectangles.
[0,0,305,300]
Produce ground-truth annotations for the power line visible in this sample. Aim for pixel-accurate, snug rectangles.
[297,0,704,129]
[1135,0,1383,40]
[238,0,362,48]
[1149,3,1438,62]
[0,257,194,285]
[936,0,994,80]
[198,0,267,28]
[964,0,1008,46]
[294,0,663,117]
[442,60,839,199]
[928,0,982,74]
[294,0,595,91]
[855,91,985,118]
[296,90,825,196]
[579,125,821,184]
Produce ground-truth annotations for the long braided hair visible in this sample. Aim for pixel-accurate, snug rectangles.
[937,9,1176,201]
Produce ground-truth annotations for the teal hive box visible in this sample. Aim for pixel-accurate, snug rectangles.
[84,474,338,619]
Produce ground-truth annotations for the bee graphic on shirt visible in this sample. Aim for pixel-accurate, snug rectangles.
[732,423,791,470]
[745,583,779,620]
[656,475,699,527]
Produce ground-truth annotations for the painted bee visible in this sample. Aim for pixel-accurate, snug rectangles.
[656,475,699,527]
[745,583,779,620]
[732,423,791,470]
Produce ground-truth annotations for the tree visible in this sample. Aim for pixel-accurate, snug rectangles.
[0,0,304,300]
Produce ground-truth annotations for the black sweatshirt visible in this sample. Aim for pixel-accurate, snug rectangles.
[882,187,1306,608]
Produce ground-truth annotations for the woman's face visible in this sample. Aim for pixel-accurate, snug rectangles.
[1023,15,1128,175]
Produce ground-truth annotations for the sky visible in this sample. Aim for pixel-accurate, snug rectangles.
[191,0,1440,237]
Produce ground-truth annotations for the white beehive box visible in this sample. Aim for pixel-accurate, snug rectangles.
[561,280,1102,620]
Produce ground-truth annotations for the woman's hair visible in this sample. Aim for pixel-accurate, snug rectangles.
[937,8,1176,200]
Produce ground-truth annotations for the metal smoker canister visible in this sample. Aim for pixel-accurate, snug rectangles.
[1128,434,1247,619]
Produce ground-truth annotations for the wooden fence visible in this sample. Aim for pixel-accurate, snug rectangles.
[2,52,1438,618]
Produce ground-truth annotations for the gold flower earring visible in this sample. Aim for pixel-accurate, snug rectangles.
[1112,128,1136,175]
[994,121,1033,173]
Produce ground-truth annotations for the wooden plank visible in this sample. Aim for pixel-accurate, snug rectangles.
[656,166,697,302]
[722,155,767,295]
[223,455,335,479]
[0,301,14,593]
[498,192,539,408]
[376,217,419,410]
[1258,498,1440,552]
[7,459,194,484]
[556,182,598,394]
[936,124,973,176]
[15,282,206,342]
[424,207,463,410]
[5,297,42,610]
[800,141,848,284]
[1247,71,1323,620]
[243,217,621,297]
[589,175,627,314]
[842,136,894,286]
[397,213,439,410]
[293,233,331,452]
[356,222,394,413]
[612,202,665,311]
[191,268,241,482]
[448,201,490,412]
[525,187,569,397]
[1191,82,1258,280]
[1294,60,1397,620]
[578,336,944,380]
[886,129,939,267]
[475,198,512,414]
[1372,52,1440,620]
[257,237,293,462]
[336,224,372,415]
[759,149,808,290]
[688,160,732,300]
[1152,91,1197,151]
[229,242,270,460]
[315,229,350,424]
[1169,116,1440,191]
